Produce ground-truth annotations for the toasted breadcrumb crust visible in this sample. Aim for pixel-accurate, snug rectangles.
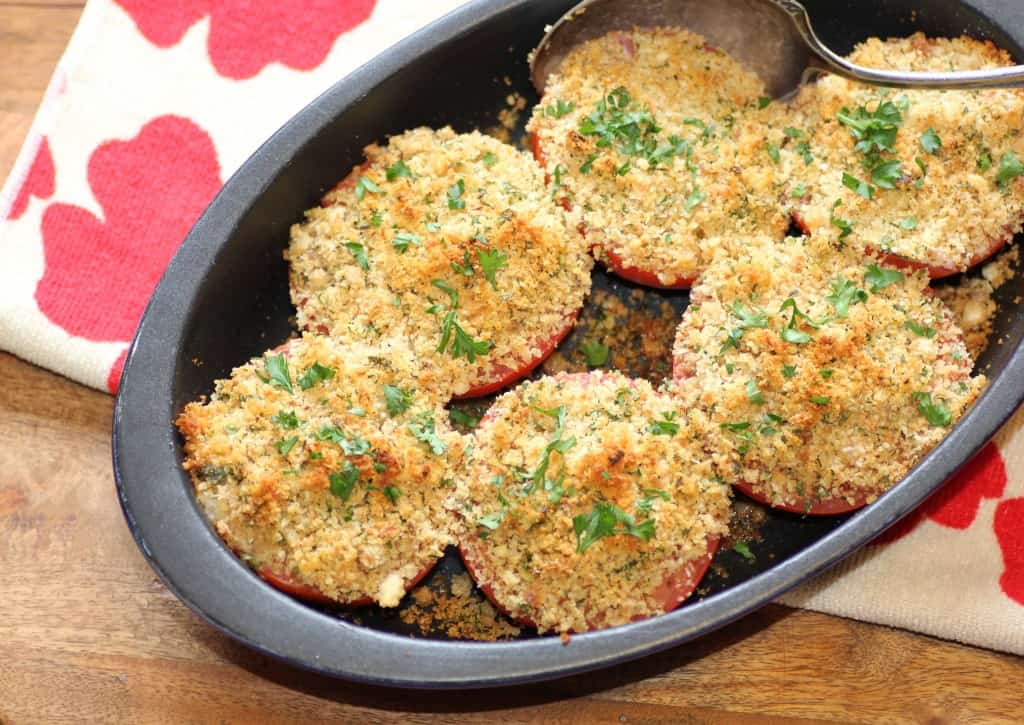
[791,34,1024,272]
[672,234,985,508]
[176,334,463,607]
[453,371,730,633]
[288,127,593,397]
[937,246,1019,359]
[527,27,789,286]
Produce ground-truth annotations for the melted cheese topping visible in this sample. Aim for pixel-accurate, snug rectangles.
[453,371,731,633]
[672,234,985,508]
[176,334,463,607]
[791,34,1024,272]
[527,27,789,286]
[288,127,593,397]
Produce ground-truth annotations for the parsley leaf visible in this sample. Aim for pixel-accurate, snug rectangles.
[781,327,812,344]
[836,100,902,161]
[297,362,336,390]
[919,128,942,154]
[392,231,421,253]
[579,341,610,368]
[275,436,299,456]
[383,384,414,416]
[259,353,293,393]
[809,395,830,405]
[545,99,574,118]
[733,541,755,562]
[843,172,874,200]
[745,379,765,405]
[899,216,918,230]
[476,248,508,290]
[573,502,655,553]
[481,152,498,166]
[407,411,448,454]
[329,461,360,500]
[345,242,369,271]
[825,276,867,318]
[447,179,466,210]
[912,392,952,427]
[449,407,481,430]
[830,199,853,240]
[381,486,401,502]
[579,153,598,174]
[996,150,1024,188]
[271,410,301,429]
[758,96,772,109]
[765,143,781,163]
[354,176,382,200]
[647,411,680,436]
[791,182,807,198]
[684,188,706,212]
[904,320,936,338]
[864,263,904,293]
[870,159,903,190]
[385,160,413,181]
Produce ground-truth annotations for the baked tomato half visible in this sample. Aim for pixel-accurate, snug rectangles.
[258,562,437,607]
[732,482,868,516]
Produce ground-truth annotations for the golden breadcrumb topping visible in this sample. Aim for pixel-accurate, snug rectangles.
[936,246,1019,359]
[453,371,731,633]
[672,234,985,508]
[288,127,593,397]
[791,34,1024,272]
[176,334,463,607]
[527,27,789,285]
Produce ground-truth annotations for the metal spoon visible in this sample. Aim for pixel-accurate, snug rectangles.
[530,0,1024,98]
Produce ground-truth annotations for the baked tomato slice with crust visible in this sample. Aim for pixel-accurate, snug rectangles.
[732,482,868,516]
[258,561,437,607]
[458,537,719,631]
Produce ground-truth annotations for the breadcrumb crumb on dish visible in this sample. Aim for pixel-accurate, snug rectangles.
[287,127,593,399]
[527,27,790,288]
[175,334,463,608]
[453,371,730,633]
[790,34,1024,275]
[672,234,985,513]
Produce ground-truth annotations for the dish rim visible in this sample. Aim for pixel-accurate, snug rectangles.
[112,0,1024,689]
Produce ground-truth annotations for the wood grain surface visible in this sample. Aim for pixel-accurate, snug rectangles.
[1,3,1022,723]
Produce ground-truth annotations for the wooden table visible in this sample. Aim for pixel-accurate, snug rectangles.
[1,3,1022,722]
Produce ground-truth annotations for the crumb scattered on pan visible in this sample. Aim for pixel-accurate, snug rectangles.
[400,572,521,641]
[937,246,1018,360]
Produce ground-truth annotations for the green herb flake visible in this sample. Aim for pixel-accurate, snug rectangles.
[382,485,402,503]
[259,353,293,393]
[477,248,508,290]
[899,216,918,230]
[481,151,498,167]
[843,172,874,200]
[573,502,655,553]
[545,99,574,118]
[385,160,413,181]
[791,183,807,198]
[912,392,952,427]
[757,96,772,109]
[809,395,830,405]
[684,187,706,212]
[297,362,336,390]
[271,409,301,429]
[392,231,422,253]
[765,143,781,163]
[275,436,299,456]
[825,276,867,318]
[996,150,1024,188]
[782,364,797,378]
[329,461,360,500]
[382,385,414,417]
[408,410,448,454]
[647,411,680,436]
[447,179,466,210]
[579,341,610,368]
[871,159,904,190]
[864,263,904,293]
[449,407,481,430]
[905,320,937,338]
[919,128,942,154]
[733,541,755,562]
[354,176,382,201]
[345,242,370,271]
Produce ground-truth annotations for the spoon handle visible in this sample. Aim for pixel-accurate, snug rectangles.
[778,0,1024,89]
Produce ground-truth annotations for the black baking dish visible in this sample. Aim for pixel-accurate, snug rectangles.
[113,0,1024,688]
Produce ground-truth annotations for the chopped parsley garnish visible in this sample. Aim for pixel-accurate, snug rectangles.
[407,410,448,454]
[733,541,755,562]
[579,153,598,174]
[836,100,903,163]
[430,279,493,362]
[919,128,942,154]
[765,143,781,164]
[449,407,481,430]
[905,320,936,338]
[825,276,867,319]
[996,150,1024,189]
[383,384,414,416]
[912,392,952,427]
[757,96,772,109]
[791,182,807,198]
[721,301,769,353]
[545,99,574,118]
[899,216,918,230]
[297,362,336,390]
[782,364,797,378]
[271,409,301,429]
[573,502,655,553]
[820,369,834,379]
[684,188,706,212]
[275,436,299,456]
[354,176,382,200]
[478,511,503,530]
[447,178,466,210]
[329,461,360,500]
[870,159,903,190]
[392,231,421,253]
[842,172,874,200]
[315,425,371,456]
[577,86,689,171]
[647,411,680,436]
[745,379,765,405]
[524,405,576,494]
[796,140,813,165]
[382,486,401,502]
[809,395,830,405]
[476,248,508,290]
[779,298,827,343]
[579,341,610,368]
[370,212,383,227]
[451,250,474,276]
[720,421,751,432]
[783,127,803,139]
[385,160,413,181]
[481,151,498,166]
[781,327,812,344]
[977,151,993,172]
[830,199,853,240]
[345,242,369,271]
[864,263,904,293]
[258,353,293,393]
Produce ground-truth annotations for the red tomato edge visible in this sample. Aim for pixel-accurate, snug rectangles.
[257,561,437,607]
[733,481,867,516]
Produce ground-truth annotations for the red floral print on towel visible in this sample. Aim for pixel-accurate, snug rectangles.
[994,497,1024,605]
[873,442,1007,545]
[36,115,222,344]
[7,138,55,221]
[114,0,377,80]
